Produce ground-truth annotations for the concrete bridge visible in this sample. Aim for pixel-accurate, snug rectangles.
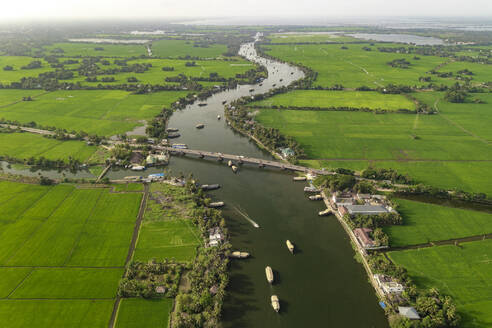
[158,146,334,175]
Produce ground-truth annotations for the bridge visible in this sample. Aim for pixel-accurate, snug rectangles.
[158,146,334,175]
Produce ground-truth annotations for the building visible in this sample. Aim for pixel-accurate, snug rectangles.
[338,205,348,217]
[331,192,354,208]
[374,274,405,294]
[345,204,388,216]
[353,228,375,249]
[208,227,224,247]
[146,153,168,166]
[280,147,295,159]
[398,306,421,320]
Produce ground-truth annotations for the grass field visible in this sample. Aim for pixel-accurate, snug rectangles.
[0,180,144,327]
[115,298,172,328]
[267,33,357,43]
[0,56,52,84]
[437,61,492,85]
[113,183,145,192]
[262,43,451,88]
[0,90,188,136]
[249,90,416,111]
[389,239,492,328]
[0,90,46,107]
[383,199,492,247]
[43,42,148,57]
[134,183,201,262]
[67,57,254,87]
[255,109,491,161]
[0,132,97,162]
[301,159,492,195]
[151,39,227,58]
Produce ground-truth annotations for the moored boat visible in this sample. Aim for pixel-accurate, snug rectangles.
[171,144,188,149]
[304,186,320,193]
[265,266,274,284]
[271,295,280,312]
[286,240,294,254]
[217,115,221,120]
[231,165,238,173]
[201,184,220,191]
[196,124,205,129]
[166,128,179,132]
[227,160,233,167]
[209,201,225,208]
[167,132,180,138]
[198,103,207,107]
[309,194,323,201]
[293,176,307,181]
[319,209,331,216]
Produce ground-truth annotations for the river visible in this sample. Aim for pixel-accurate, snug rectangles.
[111,39,387,327]
[3,38,389,327]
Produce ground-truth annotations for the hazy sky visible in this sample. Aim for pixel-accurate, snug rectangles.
[1,0,491,20]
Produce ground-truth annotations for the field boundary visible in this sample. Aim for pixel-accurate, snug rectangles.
[385,233,492,251]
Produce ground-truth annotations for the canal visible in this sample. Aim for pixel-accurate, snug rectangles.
[126,39,388,327]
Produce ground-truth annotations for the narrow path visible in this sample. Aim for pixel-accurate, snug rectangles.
[108,183,149,328]
[434,98,490,145]
[97,165,112,182]
[383,233,492,252]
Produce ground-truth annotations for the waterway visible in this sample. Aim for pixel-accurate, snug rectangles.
[108,38,388,327]
[1,37,389,327]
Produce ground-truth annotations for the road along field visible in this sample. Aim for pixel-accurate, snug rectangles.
[249,90,416,111]
[0,181,143,327]
[383,198,492,247]
[0,90,188,136]
[388,239,492,328]
[260,43,453,88]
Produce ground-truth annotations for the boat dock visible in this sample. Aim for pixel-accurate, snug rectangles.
[158,146,334,175]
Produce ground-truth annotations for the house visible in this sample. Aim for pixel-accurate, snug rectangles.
[356,193,372,202]
[155,286,166,294]
[398,306,421,320]
[146,153,168,166]
[345,204,388,216]
[374,274,405,294]
[209,227,224,247]
[338,205,348,217]
[280,147,295,159]
[353,227,375,249]
[331,192,354,208]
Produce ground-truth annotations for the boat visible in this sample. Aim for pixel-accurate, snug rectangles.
[286,240,294,254]
[319,209,331,216]
[201,184,220,191]
[280,79,283,82]
[209,201,225,208]
[271,295,280,312]
[171,144,188,149]
[293,176,307,181]
[217,115,221,120]
[131,165,145,171]
[309,194,323,201]
[231,165,238,173]
[249,88,254,92]
[196,124,205,129]
[259,83,263,86]
[166,128,179,132]
[265,266,274,284]
[304,186,320,193]
[222,100,227,105]
[198,103,207,107]
[230,251,250,259]
[227,160,233,167]
[167,132,180,138]
[272,84,276,87]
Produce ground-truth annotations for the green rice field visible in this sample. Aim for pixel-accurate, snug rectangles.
[384,199,492,247]
[0,132,97,162]
[43,42,148,57]
[389,239,492,328]
[437,61,492,85]
[262,43,451,87]
[151,39,227,58]
[0,56,52,84]
[267,33,357,43]
[115,298,172,328]
[249,90,416,111]
[0,90,188,135]
[134,183,201,262]
[0,180,143,327]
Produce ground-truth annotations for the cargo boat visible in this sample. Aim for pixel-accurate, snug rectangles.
[265,266,274,284]
[271,295,280,312]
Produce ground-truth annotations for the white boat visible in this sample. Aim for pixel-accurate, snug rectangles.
[131,165,145,171]
[230,251,250,259]
[286,240,294,254]
[227,160,233,167]
[309,194,323,201]
[319,209,331,216]
[265,266,274,284]
[271,295,280,312]
[217,115,221,120]
[293,176,307,181]
[304,186,320,193]
[209,201,225,208]
[231,165,238,173]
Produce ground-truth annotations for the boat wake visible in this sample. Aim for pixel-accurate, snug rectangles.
[232,204,260,228]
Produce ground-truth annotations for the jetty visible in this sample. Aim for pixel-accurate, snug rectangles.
[159,146,333,175]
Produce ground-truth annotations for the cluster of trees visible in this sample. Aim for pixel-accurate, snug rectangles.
[162,66,175,71]
[21,60,42,69]
[3,65,13,71]
[110,144,132,162]
[361,168,414,184]
[345,212,402,230]
[315,174,357,192]
[369,254,460,328]
[444,89,468,103]
[118,260,183,298]
[146,107,174,139]
[396,184,489,204]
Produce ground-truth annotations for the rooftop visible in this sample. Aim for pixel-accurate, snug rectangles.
[346,204,388,215]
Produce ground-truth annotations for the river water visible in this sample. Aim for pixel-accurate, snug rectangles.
[111,40,387,327]
[3,39,388,327]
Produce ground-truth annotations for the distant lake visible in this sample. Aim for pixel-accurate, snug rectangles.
[348,33,445,45]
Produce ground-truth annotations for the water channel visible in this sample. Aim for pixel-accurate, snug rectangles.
[4,37,389,327]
